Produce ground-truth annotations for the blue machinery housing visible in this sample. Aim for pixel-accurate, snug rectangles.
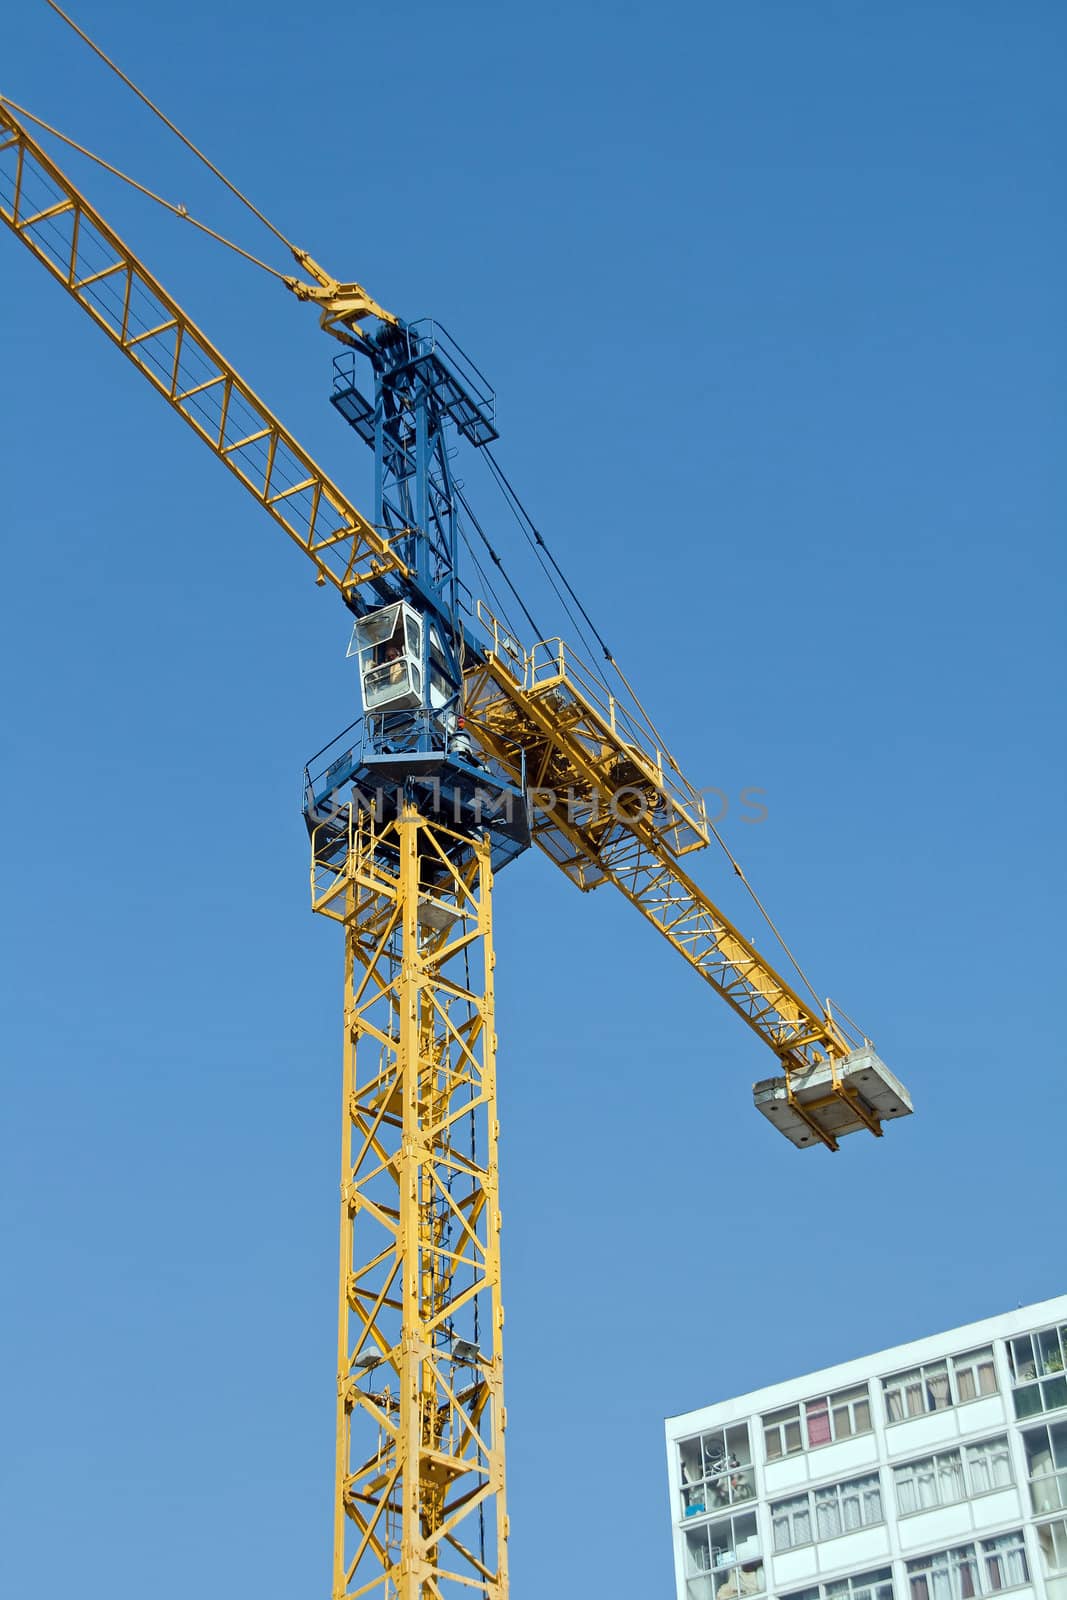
[302,318,529,869]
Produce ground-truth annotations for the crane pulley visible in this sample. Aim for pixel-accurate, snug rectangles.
[284,247,400,346]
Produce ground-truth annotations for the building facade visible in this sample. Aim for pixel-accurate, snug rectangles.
[665,1295,1067,1600]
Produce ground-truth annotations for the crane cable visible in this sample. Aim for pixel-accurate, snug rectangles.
[704,820,826,1016]
[482,445,694,776]
[481,449,617,701]
[481,449,826,1017]
[0,95,290,283]
[43,0,302,261]
[41,0,830,1026]
[457,529,525,655]
[452,481,546,645]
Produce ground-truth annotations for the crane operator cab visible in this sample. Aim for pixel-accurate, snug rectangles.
[313,597,530,867]
[348,600,446,715]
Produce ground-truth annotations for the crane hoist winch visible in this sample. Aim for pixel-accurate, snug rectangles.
[0,73,912,1600]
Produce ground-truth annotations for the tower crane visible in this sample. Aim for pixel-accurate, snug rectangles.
[0,64,912,1600]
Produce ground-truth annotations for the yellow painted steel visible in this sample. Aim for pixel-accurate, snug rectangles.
[284,247,400,348]
[0,102,407,602]
[0,87,896,1597]
[0,100,855,1109]
[464,614,858,1103]
[311,801,508,1599]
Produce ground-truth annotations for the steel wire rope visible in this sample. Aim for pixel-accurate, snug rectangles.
[42,0,834,1031]
[0,95,291,282]
[452,481,546,644]
[457,529,523,651]
[479,449,617,699]
[479,451,829,1020]
[459,935,487,1577]
[44,0,304,259]
[481,447,714,787]
[483,449,614,654]
[702,819,826,1016]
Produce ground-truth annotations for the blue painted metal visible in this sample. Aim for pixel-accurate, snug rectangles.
[329,318,495,639]
[305,317,528,867]
[303,718,529,875]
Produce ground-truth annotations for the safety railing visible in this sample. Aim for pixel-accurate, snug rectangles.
[472,603,711,852]
[474,600,525,678]
[529,636,708,842]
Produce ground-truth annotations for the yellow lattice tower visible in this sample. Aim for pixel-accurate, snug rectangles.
[312,799,507,1600]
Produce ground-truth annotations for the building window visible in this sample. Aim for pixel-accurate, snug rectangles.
[1024,1419,1067,1514]
[784,1574,894,1600]
[882,1348,996,1423]
[952,1346,998,1403]
[894,1437,1012,1516]
[679,1425,756,1518]
[684,1510,763,1600]
[907,1543,979,1600]
[815,1473,883,1539]
[771,1473,883,1550]
[1009,1323,1067,1419]
[906,1534,1029,1600]
[772,1493,813,1551]
[809,1385,873,1445]
[764,1405,804,1460]
[980,1532,1029,1592]
[1036,1517,1067,1600]
[884,1361,952,1421]
[895,1449,966,1515]
[763,1384,872,1459]
[963,1436,1013,1495]
[826,1572,895,1600]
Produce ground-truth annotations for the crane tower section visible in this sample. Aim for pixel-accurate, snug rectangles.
[0,67,916,1600]
[303,312,523,1600]
[311,802,508,1600]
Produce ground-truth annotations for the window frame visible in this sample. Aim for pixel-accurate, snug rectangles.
[882,1345,1000,1424]
[815,1472,884,1540]
[684,1507,764,1600]
[679,1423,756,1518]
[772,1492,814,1552]
[1023,1419,1067,1515]
[1009,1323,1067,1420]
[826,1571,895,1600]
[906,1541,980,1600]
[894,1435,1013,1517]
[883,1359,954,1423]
[770,1471,884,1551]
[763,1404,803,1461]
[962,1435,1013,1497]
[951,1346,999,1404]
[762,1383,873,1459]
[979,1530,1029,1592]
[1036,1516,1067,1582]
[894,1447,967,1517]
[784,1573,894,1600]
[906,1533,1030,1600]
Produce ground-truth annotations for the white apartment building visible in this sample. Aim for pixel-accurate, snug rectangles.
[665,1294,1067,1600]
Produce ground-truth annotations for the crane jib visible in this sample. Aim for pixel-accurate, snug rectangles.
[2,61,914,1600]
[0,104,407,599]
[0,93,915,1158]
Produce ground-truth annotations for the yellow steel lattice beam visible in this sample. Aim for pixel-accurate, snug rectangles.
[464,638,853,1085]
[312,802,508,1600]
[0,102,407,601]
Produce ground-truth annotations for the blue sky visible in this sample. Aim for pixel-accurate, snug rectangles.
[1,2,1064,1596]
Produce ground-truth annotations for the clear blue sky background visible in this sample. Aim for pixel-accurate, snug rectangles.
[1,2,1064,1596]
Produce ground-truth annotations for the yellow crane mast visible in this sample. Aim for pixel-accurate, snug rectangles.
[0,89,912,1600]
